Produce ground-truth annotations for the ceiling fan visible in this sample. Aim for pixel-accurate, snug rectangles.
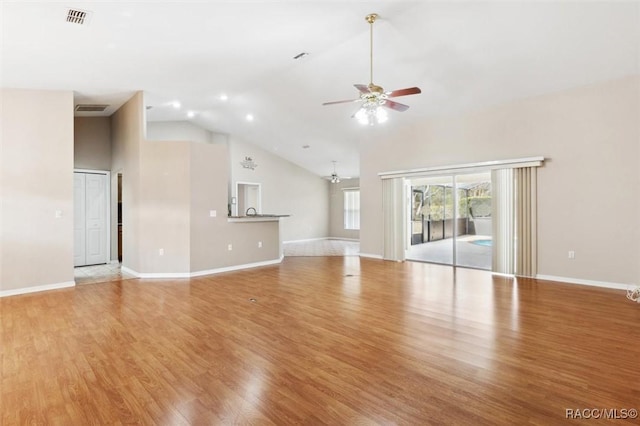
[323,161,351,184]
[322,13,421,125]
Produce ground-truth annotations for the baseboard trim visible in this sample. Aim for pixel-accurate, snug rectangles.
[0,281,76,298]
[190,257,284,278]
[327,237,360,242]
[535,274,633,291]
[359,253,383,260]
[121,257,284,279]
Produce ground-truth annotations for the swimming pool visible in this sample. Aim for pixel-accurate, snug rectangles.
[470,239,492,247]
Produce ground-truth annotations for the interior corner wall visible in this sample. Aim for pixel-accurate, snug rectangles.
[329,178,360,240]
[74,117,112,170]
[360,75,640,285]
[229,137,330,242]
[0,89,75,291]
[111,92,144,271]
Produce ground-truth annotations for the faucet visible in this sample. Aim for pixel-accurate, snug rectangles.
[246,207,257,216]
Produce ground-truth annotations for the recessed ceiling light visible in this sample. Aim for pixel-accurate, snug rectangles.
[245,114,254,122]
[219,94,228,101]
[187,111,195,118]
[293,52,310,60]
[171,101,181,109]
[302,145,310,149]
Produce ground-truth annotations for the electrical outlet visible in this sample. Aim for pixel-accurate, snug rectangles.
[568,250,575,259]
[228,244,233,251]
[258,241,262,248]
[159,248,164,256]
[209,210,216,217]
[55,210,62,218]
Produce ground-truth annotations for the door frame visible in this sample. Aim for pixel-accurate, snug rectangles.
[74,169,111,266]
[406,172,493,270]
[234,181,261,216]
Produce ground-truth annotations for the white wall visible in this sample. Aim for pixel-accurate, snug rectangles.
[360,76,640,286]
[229,137,329,242]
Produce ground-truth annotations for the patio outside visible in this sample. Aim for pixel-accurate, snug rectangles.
[406,174,492,270]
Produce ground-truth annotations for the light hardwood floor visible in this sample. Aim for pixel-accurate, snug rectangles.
[2,257,639,425]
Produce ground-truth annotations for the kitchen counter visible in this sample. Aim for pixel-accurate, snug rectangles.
[227,214,290,223]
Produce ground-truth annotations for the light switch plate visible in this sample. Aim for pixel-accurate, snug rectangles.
[209,210,217,217]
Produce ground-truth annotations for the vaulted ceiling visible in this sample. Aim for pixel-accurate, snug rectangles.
[2,1,638,178]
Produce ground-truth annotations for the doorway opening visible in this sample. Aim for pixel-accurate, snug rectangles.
[235,182,261,216]
[406,172,492,270]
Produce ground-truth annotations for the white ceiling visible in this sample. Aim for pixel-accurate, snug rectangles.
[2,1,638,178]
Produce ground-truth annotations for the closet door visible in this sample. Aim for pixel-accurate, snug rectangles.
[73,173,87,266]
[74,172,108,266]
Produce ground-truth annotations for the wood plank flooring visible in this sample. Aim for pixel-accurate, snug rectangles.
[2,257,639,425]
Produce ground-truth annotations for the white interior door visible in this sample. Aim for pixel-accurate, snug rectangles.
[73,173,87,266]
[74,172,108,267]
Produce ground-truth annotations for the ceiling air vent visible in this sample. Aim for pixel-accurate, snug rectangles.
[66,9,90,25]
[75,104,109,112]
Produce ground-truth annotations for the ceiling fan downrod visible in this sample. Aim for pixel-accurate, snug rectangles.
[365,13,383,94]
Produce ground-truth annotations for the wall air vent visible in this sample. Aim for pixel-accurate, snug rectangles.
[66,9,90,25]
[75,104,109,112]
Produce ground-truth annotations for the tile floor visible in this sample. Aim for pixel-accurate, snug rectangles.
[283,239,360,257]
[406,234,492,270]
[74,263,136,285]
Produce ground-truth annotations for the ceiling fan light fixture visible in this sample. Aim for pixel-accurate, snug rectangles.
[355,105,388,126]
[322,12,421,124]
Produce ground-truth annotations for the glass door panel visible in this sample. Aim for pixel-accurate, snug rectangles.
[406,176,454,265]
[406,172,492,271]
[454,172,492,270]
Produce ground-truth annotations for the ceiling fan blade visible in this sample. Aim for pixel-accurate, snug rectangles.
[386,87,422,98]
[322,99,362,106]
[383,99,410,112]
[354,84,370,94]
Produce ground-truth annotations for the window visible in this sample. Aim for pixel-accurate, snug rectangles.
[344,189,360,230]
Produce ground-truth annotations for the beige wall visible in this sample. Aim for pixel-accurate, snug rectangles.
[147,121,213,144]
[138,140,192,273]
[329,178,360,240]
[74,117,111,170]
[189,142,280,272]
[229,138,329,242]
[111,92,144,269]
[111,95,282,275]
[1,89,74,291]
[148,121,330,243]
[360,75,640,285]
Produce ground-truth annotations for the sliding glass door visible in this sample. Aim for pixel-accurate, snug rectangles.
[406,172,492,270]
